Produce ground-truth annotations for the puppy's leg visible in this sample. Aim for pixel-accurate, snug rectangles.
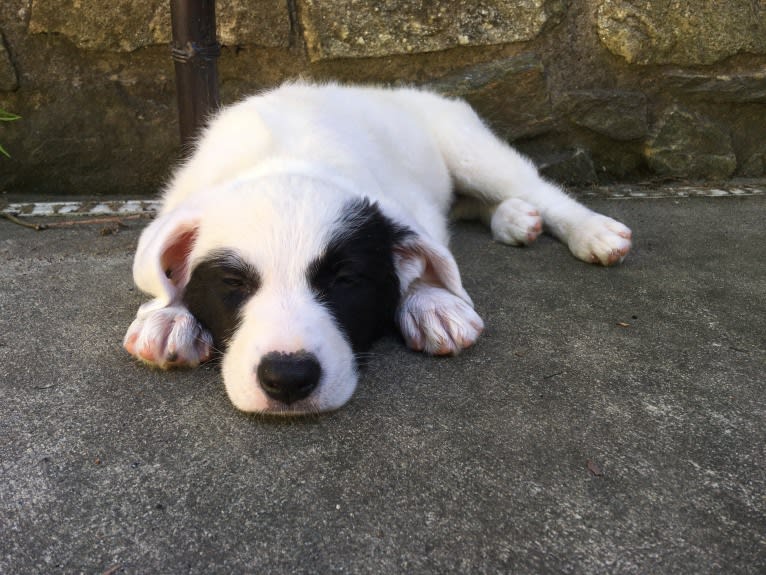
[123,300,213,369]
[452,196,543,246]
[393,235,484,355]
[125,207,214,368]
[397,281,484,355]
[426,96,631,265]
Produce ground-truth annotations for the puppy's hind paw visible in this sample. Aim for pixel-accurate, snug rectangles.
[397,283,484,356]
[124,303,213,369]
[491,198,543,246]
[567,214,632,266]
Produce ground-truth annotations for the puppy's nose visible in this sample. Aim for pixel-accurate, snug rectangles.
[257,351,321,405]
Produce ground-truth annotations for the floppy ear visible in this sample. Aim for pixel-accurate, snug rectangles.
[132,205,201,307]
[392,232,473,306]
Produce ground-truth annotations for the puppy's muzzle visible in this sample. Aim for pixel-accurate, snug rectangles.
[256,351,322,405]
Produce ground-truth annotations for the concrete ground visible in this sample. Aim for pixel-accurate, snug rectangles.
[1,191,764,574]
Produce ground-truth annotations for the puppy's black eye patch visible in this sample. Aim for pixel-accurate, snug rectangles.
[183,251,260,350]
[308,198,411,353]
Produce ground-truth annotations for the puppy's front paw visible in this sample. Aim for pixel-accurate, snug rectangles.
[397,283,484,355]
[491,198,543,246]
[567,214,632,266]
[123,303,213,368]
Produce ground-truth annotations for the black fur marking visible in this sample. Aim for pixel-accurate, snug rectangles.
[182,250,260,350]
[308,198,411,353]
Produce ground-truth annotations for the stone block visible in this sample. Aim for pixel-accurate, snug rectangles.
[538,148,598,186]
[28,0,290,52]
[428,54,554,141]
[15,86,178,193]
[597,0,766,65]
[0,32,18,91]
[216,0,291,48]
[664,70,766,103]
[645,107,737,179]
[553,90,647,140]
[300,0,567,61]
[741,152,765,178]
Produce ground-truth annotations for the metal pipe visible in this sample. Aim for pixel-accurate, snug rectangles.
[170,0,221,146]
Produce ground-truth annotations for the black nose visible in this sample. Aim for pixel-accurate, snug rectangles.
[257,351,321,405]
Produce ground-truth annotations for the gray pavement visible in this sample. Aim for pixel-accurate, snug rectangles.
[1,193,764,574]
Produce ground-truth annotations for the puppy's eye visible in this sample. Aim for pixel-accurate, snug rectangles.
[333,268,361,287]
[217,272,256,308]
[221,275,246,288]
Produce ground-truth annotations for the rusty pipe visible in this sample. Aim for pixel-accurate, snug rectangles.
[170,0,221,146]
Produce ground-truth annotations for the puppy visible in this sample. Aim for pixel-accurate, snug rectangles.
[124,82,631,414]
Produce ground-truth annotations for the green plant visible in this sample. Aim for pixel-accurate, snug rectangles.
[0,108,20,158]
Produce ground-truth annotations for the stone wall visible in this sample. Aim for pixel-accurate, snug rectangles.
[1,0,765,195]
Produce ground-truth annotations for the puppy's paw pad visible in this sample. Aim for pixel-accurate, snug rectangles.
[124,304,213,368]
[491,198,543,246]
[398,284,484,356]
[568,215,632,266]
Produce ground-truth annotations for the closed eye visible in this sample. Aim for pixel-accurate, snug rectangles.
[221,275,247,288]
[182,250,261,350]
[215,260,259,292]
[333,267,362,287]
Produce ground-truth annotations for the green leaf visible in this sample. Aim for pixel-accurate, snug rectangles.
[0,109,19,157]
[0,110,21,121]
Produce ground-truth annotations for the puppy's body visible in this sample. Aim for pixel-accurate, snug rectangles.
[125,82,631,414]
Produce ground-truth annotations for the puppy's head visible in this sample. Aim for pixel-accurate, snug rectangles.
[133,176,466,414]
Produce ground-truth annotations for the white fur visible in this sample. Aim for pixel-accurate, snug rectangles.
[125,82,632,414]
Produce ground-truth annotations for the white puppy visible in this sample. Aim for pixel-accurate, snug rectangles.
[124,82,631,414]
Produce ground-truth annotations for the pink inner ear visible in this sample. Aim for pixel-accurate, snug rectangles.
[161,228,198,287]
[393,243,427,291]
[393,236,471,305]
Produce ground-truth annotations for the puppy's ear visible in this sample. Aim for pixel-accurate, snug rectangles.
[393,232,472,306]
[132,205,201,306]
